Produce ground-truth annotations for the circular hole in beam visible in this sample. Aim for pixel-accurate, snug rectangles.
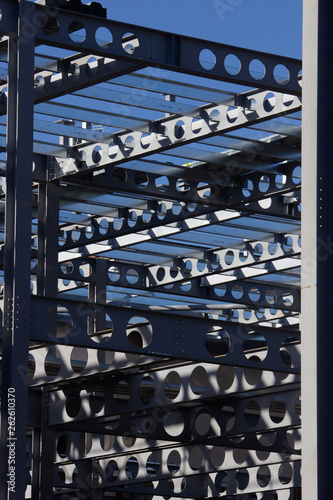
[224,53,241,75]
[127,316,153,348]
[68,21,86,43]
[122,32,139,54]
[249,59,266,80]
[95,26,113,48]
[273,64,290,85]
[205,326,230,358]
[199,48,216,70]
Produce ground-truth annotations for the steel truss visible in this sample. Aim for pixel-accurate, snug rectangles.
[0,0,313,499]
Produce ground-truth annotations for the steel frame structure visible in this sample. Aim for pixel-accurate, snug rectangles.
[0,0,321,498]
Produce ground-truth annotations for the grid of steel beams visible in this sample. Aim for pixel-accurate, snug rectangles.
[0,1,304,499]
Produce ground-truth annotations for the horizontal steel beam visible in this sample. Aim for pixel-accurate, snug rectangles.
[57,208,238,254]
[52,447,300,497]
[10,1,302,94]
[48,89,302,179]
[146,235,301,286]
[52,408,300,456]
[0,2,302,93]
[54,236,301,305]
[29,295,300,373]
[46,359,300,423]
[0,199,216,263]
[97,462,301,498]
[56,249,300,312]
[27,344,161,387]
[52,435,300,482]
[60,266,301,313]
[69,160,301,220]
[27,343,299,395]
[53,438,300,486]
[0,55,143,115]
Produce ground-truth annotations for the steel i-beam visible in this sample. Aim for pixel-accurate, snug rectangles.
[0,2,35,499]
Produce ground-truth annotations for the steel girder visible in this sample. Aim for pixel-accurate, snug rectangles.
[0,55,144,114]
[55,256,300,312]
[47,89,301,180]
[29,295,300,373]
[50,458,301,497]
[26,342,300,390]
[57,161,301,219]
[0,0,302,94]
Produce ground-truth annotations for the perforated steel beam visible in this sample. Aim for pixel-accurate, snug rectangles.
[0,55,143,114]
[102,464,301,498]
[48,89,301,179]
[47,374,300,429]
[0,199,216,267]
[146,236,301,286]
[0,0,302,94]
[56,256,300,312]
[29,295,300,373]
[27,341,300,393]
[69,161,301,220]
[55,230,301,311]
[52,455,301,497]
[27,345,161,387]
[52,436,300,473]
[51,410,300,456]
[57,208,239,256]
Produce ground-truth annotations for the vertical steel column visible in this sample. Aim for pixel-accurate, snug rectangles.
[88,258,108,333]
[0,1,35,499]
[31,427,41,500]
[35,180,59,498]
[36,400,54,500]
[302,0,333,498]
[37,180,60,297]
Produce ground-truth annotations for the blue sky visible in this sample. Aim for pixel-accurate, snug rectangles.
[97,0,302,59]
